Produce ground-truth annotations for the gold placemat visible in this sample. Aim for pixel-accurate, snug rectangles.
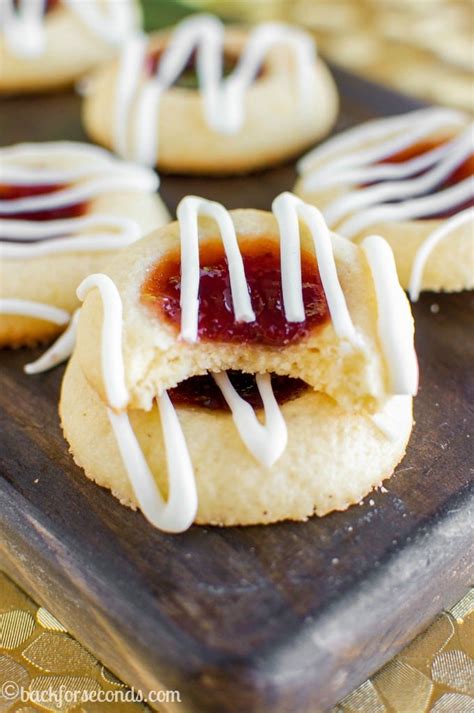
[187,0,474,113]
[0,572,472,712]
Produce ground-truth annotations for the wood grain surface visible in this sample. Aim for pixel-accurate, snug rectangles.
[0,67,473,713]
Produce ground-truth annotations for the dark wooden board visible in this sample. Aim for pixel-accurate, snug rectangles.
[1,67,473,713]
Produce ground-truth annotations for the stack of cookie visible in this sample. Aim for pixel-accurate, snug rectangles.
[1,10,472,534]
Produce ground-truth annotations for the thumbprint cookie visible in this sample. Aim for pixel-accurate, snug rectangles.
[294,107,474,299]
[0,141,169,352]
[0,0,141,93]
[82,14,338,174]
[60,192,417,532]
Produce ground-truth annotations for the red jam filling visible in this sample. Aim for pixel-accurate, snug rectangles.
[377,138,474,218]
[144,49,262,86]
[0,183,87,223]
[169,372,308,411]
[141,238,330,347]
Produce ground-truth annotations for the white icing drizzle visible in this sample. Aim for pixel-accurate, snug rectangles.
[107,397,198,534]
[114,14,316,164]
[409,208,474,301]
[0,216,141,258]
[24,309,79,374]
[0,0,137,58]
[362,235,418,396]
[371,395,412,441]
[177,196,255,342]
[272,192,357,343]
[77,274,129,411]
[0,142,157,254]
[0,297,69,325]
[114,32,148,157]
[212,371,287,467]
[297,108,473,298]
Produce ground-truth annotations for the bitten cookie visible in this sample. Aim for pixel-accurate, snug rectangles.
[294,107,474,299]
[82,14,339,174]
[0,0,141,93]
[60,192,418,532]
[0,141,169,349]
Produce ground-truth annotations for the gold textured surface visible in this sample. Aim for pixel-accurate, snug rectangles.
[0,572,472,712]
[190,0,474,113]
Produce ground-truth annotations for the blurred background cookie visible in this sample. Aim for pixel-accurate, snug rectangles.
[82,14,338,174]
[0,0,142,92]
[295,108,474,298]
[193,0,473,114]
[0,141,169,348]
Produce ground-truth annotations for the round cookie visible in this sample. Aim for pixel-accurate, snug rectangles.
[294,107,474,298]
[0,141,169,348]
[0,0,141,93]
[82,14,339,174]
[61,353,413,527]
[60,192,418,532]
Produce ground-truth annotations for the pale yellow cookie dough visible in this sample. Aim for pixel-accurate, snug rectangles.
[82,27,339,174]
[60,353,413,527]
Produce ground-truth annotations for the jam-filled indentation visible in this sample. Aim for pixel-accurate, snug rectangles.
[144,48,264,87]
[0,183,87,223]
[142,238,330,347]
[376,138,474,219]
[169,371,308,411]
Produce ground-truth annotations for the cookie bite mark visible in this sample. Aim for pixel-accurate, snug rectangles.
[169,372,308,411]
[0,182,87,223]
[141,238,329,346]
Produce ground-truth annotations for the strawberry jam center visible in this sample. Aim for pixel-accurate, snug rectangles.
[378,138,474,218]
[169,372,308,411]
[0,183,86,224]
[141,238,330,347]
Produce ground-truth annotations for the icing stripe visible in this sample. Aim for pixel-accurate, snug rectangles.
[177,196,255,342]
[114,15,317,163]
[0,215,140,258]
[0,298,70,325]
[107,397,198,534]
[114,32,148,157]
[362,236,418,395]
[24,309,79,374]
[212,371,287,467]
[297,107,466,176]
[77,274,129,411]
[272,192,357,343]
[371,395,412,441]
[409,208,474,301]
